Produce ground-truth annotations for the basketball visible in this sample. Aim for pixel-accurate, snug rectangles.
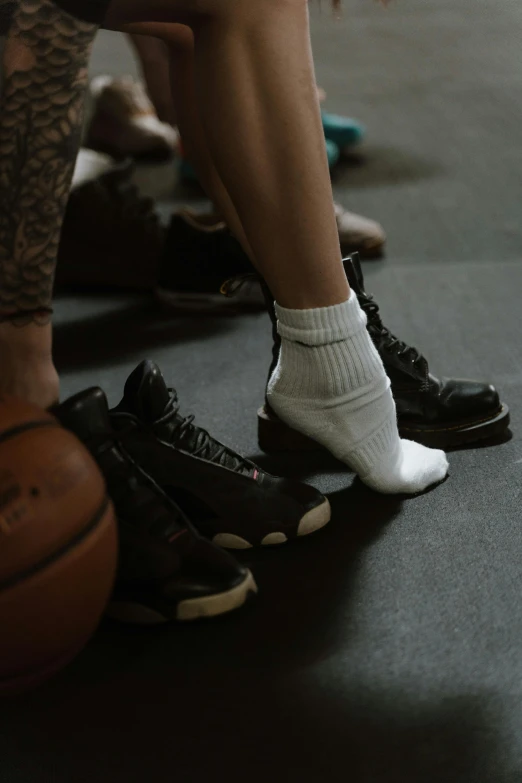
[0,396,118,694]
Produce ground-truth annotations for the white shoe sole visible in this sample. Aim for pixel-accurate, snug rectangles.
[106,570,257,624]
[212,498,331,550]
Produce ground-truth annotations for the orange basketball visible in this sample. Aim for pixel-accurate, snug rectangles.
[0,396,118,694]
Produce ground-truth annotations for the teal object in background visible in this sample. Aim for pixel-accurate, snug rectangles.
[179,157,198,182]
[321,111,365,149]
[325,138,340,169]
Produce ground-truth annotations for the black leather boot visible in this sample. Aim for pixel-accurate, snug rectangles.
[258,254,510,451]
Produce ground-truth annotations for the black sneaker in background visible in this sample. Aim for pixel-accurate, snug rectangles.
[110,361,331,549]
[155,210,265,311]
[55,388,256,623]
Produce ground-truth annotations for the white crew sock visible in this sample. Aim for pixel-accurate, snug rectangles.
[267,291,449,494]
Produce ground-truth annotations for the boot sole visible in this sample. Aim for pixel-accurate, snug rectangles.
[211,497,331,550]
[258,404,510,453]
[106,570,257,625]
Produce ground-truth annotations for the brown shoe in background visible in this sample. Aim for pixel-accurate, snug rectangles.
[86,76,179,162]
[334,202,386,258]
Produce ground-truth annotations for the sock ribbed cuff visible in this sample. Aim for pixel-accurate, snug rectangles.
[270,335,385,398]
[275,291,367,346]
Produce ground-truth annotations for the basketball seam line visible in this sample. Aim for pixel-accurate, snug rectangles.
[0,420,59,447]
[0,495,112,593]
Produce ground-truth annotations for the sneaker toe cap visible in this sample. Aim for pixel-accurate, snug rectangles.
[167,537,250,602]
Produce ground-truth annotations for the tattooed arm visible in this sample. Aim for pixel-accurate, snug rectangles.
[0,0,98,325]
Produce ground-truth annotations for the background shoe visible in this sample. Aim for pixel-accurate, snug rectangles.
[156,210,265,311]
[59,159,384,298]
[322,111,366,152]
[178,157,199,184]
[156,203,385,313]
[335,202,386,258]
[71,147,114,190]
[86,76,179,162]
[258,254,510,452]
[56,387,256,623]
[56,156,165,290]
[110,361,331,549]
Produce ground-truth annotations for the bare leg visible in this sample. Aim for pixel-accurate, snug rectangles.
[189,1,347,309]
[0,0,103,407]
[128,33,177,126]
[126,24,326,268]
[103,0,446,495]
[121,21,268,267]
[163,23,256,263]
[106,0,348,309]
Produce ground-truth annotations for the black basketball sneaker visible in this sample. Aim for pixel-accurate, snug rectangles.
[155,210,264,312]
[109,361,331,549]
[55,388,256,623]
[258,253,510,451]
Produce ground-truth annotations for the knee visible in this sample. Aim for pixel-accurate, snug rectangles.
[163,23,194,52]
[124,22,193,53]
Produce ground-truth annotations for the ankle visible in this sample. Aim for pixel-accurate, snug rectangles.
[269,292,383,400]
[0,322,59,408]
[0,315,52,347]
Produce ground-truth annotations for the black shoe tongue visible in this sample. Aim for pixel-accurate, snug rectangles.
[342,252,365,295]
[54,387,112,442]
[123,360,171,423]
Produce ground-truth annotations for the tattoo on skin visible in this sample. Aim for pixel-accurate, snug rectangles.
[0,0,97,325]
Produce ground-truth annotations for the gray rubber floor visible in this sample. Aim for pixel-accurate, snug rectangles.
[3,2,522,782]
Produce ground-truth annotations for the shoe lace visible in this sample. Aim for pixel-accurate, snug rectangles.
[156,390,252,475]
[359,290,424,365]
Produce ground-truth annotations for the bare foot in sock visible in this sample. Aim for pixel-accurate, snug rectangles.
[267,293,449,495]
